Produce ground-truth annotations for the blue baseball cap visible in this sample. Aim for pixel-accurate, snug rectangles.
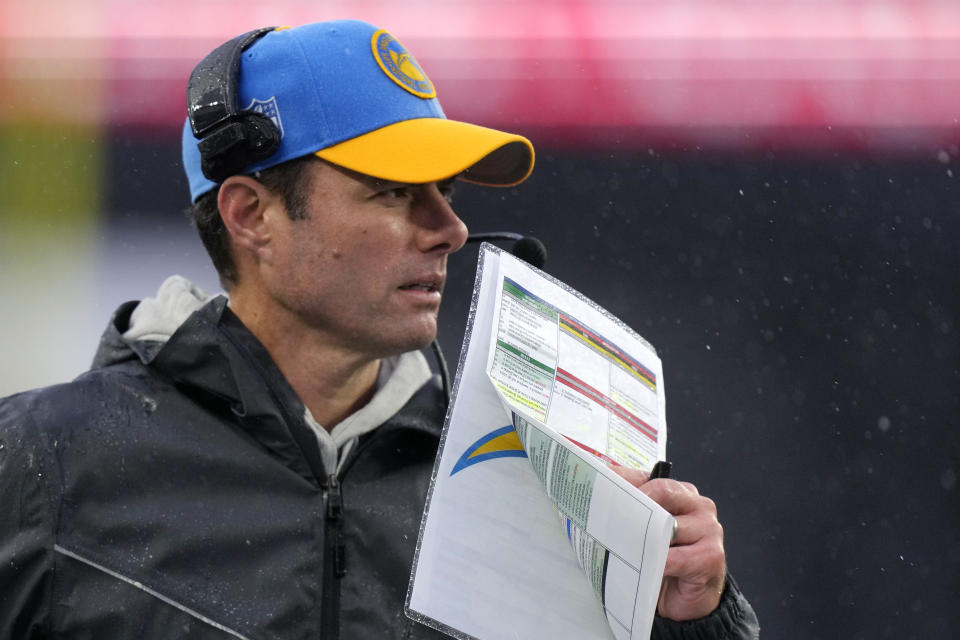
[182,20,535,202]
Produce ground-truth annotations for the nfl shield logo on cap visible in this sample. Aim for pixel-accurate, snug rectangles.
[244,97,284,138]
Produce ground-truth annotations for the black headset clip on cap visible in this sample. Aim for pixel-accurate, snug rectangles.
[187,27,282,183]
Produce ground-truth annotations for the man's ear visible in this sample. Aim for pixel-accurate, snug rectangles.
[217,176,277,254]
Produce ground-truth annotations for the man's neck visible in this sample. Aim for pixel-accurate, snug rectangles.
[228,293,381,431]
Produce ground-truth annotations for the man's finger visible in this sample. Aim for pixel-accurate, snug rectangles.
[663,535,726,580]
[607,464,649,487]
[638,478,707,515]
[670,512,724,547]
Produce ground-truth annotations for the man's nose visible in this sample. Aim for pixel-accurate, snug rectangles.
[416,183,469,255]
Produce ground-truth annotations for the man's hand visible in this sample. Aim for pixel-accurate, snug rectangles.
[610,467,726,621]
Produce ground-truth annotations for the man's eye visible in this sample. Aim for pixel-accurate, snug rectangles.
[377,187,411,201]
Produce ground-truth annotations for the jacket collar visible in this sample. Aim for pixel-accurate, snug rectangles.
[93,296,444,484]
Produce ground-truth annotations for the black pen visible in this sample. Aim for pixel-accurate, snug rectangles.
[650,460,672,479]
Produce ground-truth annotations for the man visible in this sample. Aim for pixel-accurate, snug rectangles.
[0,20,758,638]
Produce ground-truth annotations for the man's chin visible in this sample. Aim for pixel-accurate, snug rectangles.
[404,330,439,354]
[368,325,438,359]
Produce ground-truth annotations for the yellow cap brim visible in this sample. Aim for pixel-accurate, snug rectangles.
[314,118,535,186]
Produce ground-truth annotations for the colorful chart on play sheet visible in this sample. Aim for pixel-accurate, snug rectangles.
[488,268,665,472]
[407,245,673,640]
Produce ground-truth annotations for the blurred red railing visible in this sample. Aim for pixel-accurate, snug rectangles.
[2,0,958,150]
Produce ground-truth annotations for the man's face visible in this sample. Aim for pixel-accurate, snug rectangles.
[260,159,469,359]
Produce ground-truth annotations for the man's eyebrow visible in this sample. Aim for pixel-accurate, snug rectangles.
[324,162,404,190]
[363,177,403,190]
[362,175,459,193]
[351,172,405,191]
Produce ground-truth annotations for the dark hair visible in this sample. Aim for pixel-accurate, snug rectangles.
[186,155,316,290]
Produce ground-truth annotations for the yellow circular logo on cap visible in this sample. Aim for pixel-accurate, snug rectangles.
[370,29,436,99]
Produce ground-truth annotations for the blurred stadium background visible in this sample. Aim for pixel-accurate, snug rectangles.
[1,1,957,637]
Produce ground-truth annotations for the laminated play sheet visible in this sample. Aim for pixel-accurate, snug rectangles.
[407,245,674,640]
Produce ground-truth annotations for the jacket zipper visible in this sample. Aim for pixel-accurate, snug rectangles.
[318,424,439,638]
[321,473,346,639]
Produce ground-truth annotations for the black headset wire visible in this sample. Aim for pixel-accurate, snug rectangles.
[430,340,453,409]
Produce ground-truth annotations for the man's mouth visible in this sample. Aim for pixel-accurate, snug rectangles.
[398,283,440,293]
[398,276,443,296]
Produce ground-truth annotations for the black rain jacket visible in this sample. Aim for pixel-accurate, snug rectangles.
[0,297,451,639]
[0,296,758,639]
